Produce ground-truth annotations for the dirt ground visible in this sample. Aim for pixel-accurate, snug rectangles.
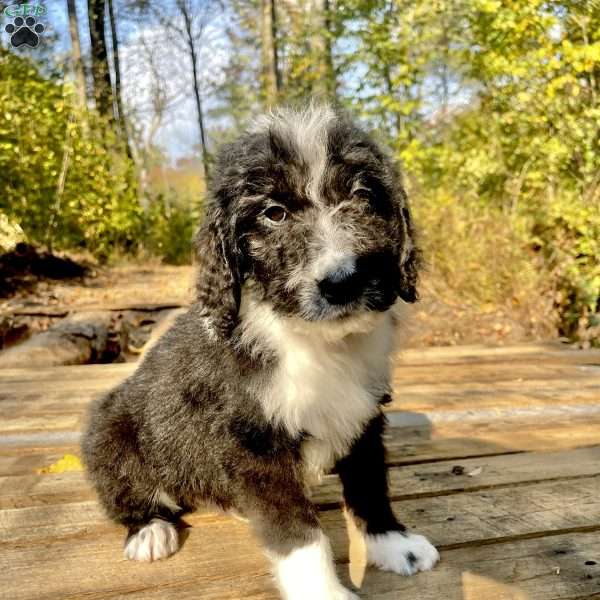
[1,262,556,349]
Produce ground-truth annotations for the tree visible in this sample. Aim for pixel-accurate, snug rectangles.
[87,0,114,119]
[175,0,213,182]
[260,0,281,105]
[310,0,335,99]
[107,0,130,149]
[66,0,88,110]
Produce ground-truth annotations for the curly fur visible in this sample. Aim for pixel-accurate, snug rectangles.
[82,105,436,599]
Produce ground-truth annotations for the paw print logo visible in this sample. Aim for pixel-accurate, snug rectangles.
[5,16,45,48]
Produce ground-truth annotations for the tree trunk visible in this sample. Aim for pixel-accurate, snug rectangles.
[66,0,88,110]
[106,0,132,155]
[87,0,114,119]
[383,63,401,137]
[180,5,211,183]
[260,0,281,106]
[191,46,211,184]
[311,0,335,100]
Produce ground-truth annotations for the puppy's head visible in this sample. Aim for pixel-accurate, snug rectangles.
[195,105,420,331]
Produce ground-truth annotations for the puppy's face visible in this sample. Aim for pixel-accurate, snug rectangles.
[200,107,419,326]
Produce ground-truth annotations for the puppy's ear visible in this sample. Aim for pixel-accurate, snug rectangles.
[368,142,421,304]
[395,186,421,304]
[195,203,241,334]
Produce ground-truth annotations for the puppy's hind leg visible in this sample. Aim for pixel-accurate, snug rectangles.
[122,490,183,562]
[82,394,182,563]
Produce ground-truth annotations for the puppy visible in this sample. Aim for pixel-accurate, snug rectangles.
[82,105,439,600]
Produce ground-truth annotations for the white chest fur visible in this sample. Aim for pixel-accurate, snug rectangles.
[239,293,396,480]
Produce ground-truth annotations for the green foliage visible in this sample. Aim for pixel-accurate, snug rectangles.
[334,0,600,343]
[531,195,600,342]
[142,196,196,265]
[3,0,599,342]
[0,48,142,258]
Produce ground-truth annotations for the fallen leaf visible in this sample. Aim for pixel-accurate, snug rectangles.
[36,454,83,474]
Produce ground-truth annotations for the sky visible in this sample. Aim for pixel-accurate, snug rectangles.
[2,0,227,162]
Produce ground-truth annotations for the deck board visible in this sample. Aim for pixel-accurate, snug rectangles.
[1,342,599,599]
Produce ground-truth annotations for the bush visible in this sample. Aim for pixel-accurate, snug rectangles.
[142,197,196,265]
[0,48,142,259]
[530,194,600,343]
[413,191,556,334]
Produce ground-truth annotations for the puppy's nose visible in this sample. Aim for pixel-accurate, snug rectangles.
[318,269,365,305]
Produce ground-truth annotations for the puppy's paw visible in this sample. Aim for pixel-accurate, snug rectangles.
[366,531,439,576]
[124,518,179,562]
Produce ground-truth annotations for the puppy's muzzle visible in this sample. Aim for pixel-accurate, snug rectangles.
[318,269,365,306]
[317,252,400,310]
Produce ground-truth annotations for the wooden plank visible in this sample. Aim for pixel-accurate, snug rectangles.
[1,483,599,600]
[3,416,600,477]
[0,430,81,450]
[385,378,600,414]
[395,342,600,365]
[0,471,96,508]
[0,446,80,476]
[314,446,600,506]
[0,361,135,383]
[3,373,600,438]
[384,416,600,466]
[2,476,599,552]
[3,361,599,402]
[2,446,599,510]
[1,343,597,384]
[2,351,598,389]
[0,517,275,600]
[110,532,600,599]
[393,360,600,385]
[8,389,600,436]
[0,414,82,435]
[348,532,600,600]
[0,380,124,397]
[0,344,599,600]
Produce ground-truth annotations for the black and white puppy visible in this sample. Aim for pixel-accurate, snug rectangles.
[82,105,439,600]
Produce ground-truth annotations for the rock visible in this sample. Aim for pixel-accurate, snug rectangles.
[0,311,113,368]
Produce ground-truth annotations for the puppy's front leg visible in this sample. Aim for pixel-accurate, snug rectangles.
[336,411,439,576]
[243,473,358,600]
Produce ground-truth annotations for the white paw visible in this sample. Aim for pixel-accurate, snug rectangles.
[366,531,439,576]
[124,518,179,562]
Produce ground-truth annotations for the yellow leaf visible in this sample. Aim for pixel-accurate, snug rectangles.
[36,454,83,474]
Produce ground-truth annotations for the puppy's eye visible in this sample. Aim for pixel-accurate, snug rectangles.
[263,206,287,223]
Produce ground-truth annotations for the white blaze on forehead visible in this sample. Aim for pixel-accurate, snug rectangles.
[291,105,335,203]
[250,104,335,204]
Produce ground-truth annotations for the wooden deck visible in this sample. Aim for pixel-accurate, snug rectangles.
[1,342,600,599]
